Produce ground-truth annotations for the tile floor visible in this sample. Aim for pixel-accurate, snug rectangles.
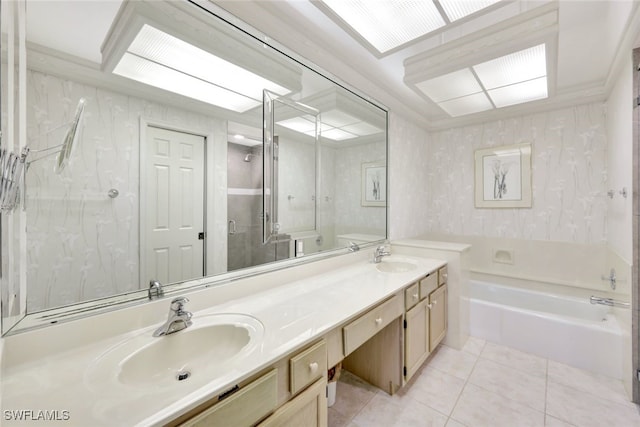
[328,337,640,427]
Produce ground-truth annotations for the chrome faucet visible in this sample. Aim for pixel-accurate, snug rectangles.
[148,279,164,300]
[153,297,193,337]
[373,245,391,263]
[348,241,360,252]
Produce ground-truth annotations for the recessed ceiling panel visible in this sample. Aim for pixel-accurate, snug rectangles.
[487,77,548,108]
[439,0,502,22]
[114,53,260,112]
[415,68,483,102]
[473,44,546,90]
[438,92,493,117]
[320,0,446,53]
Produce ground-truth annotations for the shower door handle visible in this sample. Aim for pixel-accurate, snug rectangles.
[228,220,237,235]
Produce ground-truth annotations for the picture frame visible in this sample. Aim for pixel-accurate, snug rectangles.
[361,162,386,207]
[474,143,532,208]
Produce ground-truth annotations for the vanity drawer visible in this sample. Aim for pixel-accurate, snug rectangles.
[290,340,327,396]
[404,283,420,310]
[438,266,448,286]
[343,295,402,356]
[180,369,277,427]
[419,273,438,299]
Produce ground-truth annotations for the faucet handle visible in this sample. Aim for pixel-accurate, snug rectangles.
[170,297,189,312]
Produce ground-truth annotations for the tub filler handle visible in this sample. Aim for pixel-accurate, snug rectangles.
[589,295,630,308]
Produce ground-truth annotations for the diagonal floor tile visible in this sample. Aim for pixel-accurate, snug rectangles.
[451,383,544,427]
[547,360,632,407]
[426,345,478,380]
[399,366,466,416]
[352,392,448,427]
[480,342,547,377]
[468,358,546,412]
[546,380,640,427]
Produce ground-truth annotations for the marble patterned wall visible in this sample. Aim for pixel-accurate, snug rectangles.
[425,103,608,244]
[388,113,431,240]
[26,70,223,311]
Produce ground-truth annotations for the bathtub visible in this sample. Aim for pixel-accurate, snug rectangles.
[469,280,623,379]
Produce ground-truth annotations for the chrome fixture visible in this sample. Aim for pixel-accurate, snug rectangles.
[244,152,254,162]
[148,279,164,300]
[348,241,360,252]
[601,268,617,290]
[228,219,237,235]
[107,188,119,199]
[589,295,630,308]
[373,245,391,263]
[153,297,193,337]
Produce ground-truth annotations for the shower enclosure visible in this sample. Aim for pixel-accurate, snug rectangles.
[227,142,289,271]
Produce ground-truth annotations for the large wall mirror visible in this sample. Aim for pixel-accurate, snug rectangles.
[0,0,387,334]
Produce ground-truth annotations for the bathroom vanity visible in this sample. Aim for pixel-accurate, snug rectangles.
[0,251,448,426]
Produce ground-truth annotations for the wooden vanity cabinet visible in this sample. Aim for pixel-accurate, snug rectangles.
[429,284,447,351]
[259,378,327,427]
[177,340,327,427]
[404,298,429,380]
[178,369,278,427]
[403,266,448,383]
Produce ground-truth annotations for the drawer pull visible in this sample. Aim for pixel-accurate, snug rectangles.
[375,317,382,325]
[309,362,319,373]
[427,303,433,309]
[412,293,419,300]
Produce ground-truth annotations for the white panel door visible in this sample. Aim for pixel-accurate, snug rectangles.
[143,126,205,285]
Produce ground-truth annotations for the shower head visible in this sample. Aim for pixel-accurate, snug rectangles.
[244,153,254,162]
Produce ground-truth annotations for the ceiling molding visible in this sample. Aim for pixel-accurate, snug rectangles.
[604,1,640,98]
[404,2,558,83]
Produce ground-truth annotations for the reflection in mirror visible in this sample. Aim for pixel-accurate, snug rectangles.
[1,0,387,333]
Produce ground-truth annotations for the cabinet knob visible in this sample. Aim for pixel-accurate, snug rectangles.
[427,303,433,309]
[442,273,448,280]
[412,293,419,300]
[375,317,382,325]
[309,362,319,373]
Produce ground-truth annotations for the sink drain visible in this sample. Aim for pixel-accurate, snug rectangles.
[176,371,191,381]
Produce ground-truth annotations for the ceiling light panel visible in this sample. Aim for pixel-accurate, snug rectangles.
[320,128,358,141]
[438,0,502,22]
[320,0,445,53]
[438,92,493,117]
[114,24,291,112]
[114,53,260,112]
[473,44,546,90]
[487,76,548,108]
[415,68,483,102]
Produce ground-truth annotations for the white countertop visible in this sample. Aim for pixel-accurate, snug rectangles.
[0,253,445,426]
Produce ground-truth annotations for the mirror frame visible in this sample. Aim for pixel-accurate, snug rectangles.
[1,0,389,336]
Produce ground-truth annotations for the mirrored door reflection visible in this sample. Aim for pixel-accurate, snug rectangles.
[227,141,289,272]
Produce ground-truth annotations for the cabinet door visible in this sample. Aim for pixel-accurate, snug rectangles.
[259,378,327,427]
[404,300,429,381]
[429,284,447,351]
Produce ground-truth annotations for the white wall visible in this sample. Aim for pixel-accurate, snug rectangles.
[388,113,431,240]
[425,102,608,243]
[606,53,633,263]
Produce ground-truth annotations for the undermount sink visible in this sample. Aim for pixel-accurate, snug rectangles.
[86,313,264,390]
[375,257,418,273]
